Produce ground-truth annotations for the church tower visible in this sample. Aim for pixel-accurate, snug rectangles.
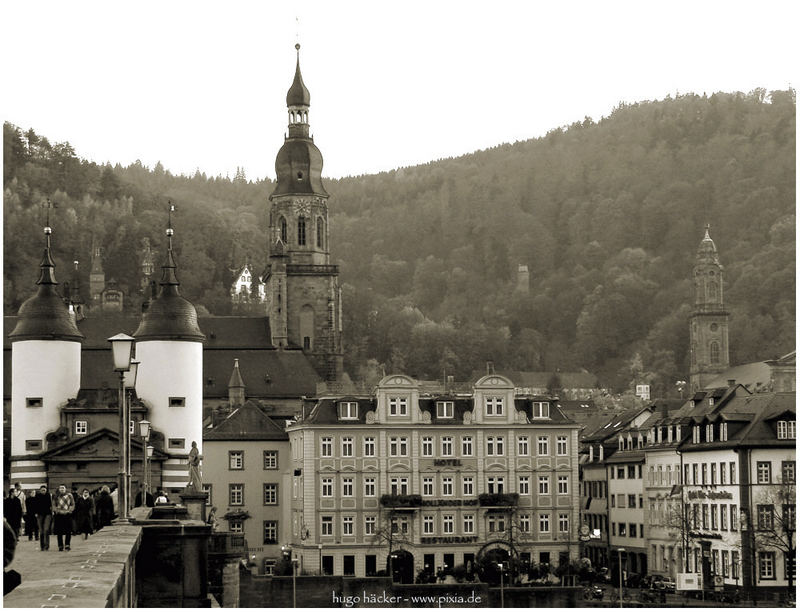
[9,224,83,488]
[265,44,343,381]
[689,226,730,392]
[134,211,205,490]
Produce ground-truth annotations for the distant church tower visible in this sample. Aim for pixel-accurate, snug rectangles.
[9,224,83,487]
[264,44,343,381]
[689,226,730,392]
[89,241,105,306]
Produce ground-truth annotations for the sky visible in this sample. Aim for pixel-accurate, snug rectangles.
[2,0,797,181]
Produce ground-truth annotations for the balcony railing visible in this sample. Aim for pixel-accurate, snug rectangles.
[478,493,520,507]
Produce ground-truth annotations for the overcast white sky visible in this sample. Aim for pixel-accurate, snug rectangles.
[2,0,796,180]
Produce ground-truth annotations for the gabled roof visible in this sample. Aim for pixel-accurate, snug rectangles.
[582,406,652,442]
[39,427,169,460]
[204,401,288,441]
[203,349,319,398]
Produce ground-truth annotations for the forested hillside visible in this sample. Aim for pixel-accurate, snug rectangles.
[4,89,795,394]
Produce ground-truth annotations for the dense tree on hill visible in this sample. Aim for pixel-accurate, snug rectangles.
[3,89,795,392]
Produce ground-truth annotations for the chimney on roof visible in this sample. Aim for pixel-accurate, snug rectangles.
[727,379,736,387]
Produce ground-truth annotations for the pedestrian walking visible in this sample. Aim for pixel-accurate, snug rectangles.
[70,486,79,535]
[155,490,169,505]
[94,485,114,530]
[30,485,52,551]
[51,485,75,551]
[74,489,95,539]
[23,490,38,541]
[11,484,27,537]
[3,488,22,539]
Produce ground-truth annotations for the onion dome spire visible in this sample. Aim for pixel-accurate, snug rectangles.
[9,222,83,342]
[133,203,204,341]
[286,43,311,107]
[271,44,328,199]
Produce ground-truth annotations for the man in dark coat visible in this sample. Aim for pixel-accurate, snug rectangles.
[30,485,52,550]
[94,485,115,530]
[74,489,95,539]
[3,488,22,539]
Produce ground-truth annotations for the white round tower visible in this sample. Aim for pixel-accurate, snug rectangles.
[9,226,83,488]
[133,218,205,493]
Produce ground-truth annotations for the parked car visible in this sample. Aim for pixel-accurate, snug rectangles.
[649,575,676,593]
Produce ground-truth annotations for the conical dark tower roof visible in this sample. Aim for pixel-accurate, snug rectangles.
[286,45,311,107]
[9,226,83,342]
[133,218,205,342]
[696,225,721,266]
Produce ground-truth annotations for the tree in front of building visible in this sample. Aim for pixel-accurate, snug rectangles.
[753,479,796,590]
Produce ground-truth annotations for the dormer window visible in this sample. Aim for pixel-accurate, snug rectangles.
[339,401,358,420]
[709,397,715,407]
[637,435,643,449]
[676,425,682,440]
[618,437,624,451]
[485,397,504,416]
[720,422,728,441]
[692,426,700,444]
[532,401,549,418]
[656,427,662,444]
[706,424,714,442]
[777,420,796,440]
[626,434,633,450]
[436,401,454,419]
[667,426,673,443]
[75,420,88,435]
[389,397,408,416]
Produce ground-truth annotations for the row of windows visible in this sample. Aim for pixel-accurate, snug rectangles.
[777,420,796,439]
[756,504,795,531]
[226,519,278,545]
[610,465,643,479]
[278,215,324,249]
[582,480,608,499]
[611,522,644,538]
[28,396,184,409]
[318,512,570,537]
[223,483,281,506]
[339,398,551,420]
[228,450,279,470]
[610,494,643,509]
[319,474,571,498]
[319,434,569,458]
[684,461,739,486]
[687,502,739,532]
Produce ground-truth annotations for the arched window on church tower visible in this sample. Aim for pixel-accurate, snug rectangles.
[317,217,324,249]
[708,281,718,302]
[279,217,288,243]
[298,216,307,246]
[710,341,720,364]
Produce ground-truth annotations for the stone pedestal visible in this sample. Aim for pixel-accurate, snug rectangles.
[180,492,208,522]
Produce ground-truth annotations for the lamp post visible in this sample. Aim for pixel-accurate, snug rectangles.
[138,419,151,505]
[498,562,504,608]
[146,445,154,502]
[123,359,138,507]
[318,544,323,575]
[292,557,298,608]
[617,547,625,608]
[108,334,134,522]
[390,553,398,584]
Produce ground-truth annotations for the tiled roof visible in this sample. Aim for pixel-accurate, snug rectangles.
[302,397,376,425]
[703,361,773,391]
[582,406,651,442]
[204,401,289,441]
[469,369,601,389]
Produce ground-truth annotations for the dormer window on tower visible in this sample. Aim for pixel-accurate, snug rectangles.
[485,396,504,416]
[338,401,358,420]
[389,397,408,416]
[532,401,549,418]
[436,401,454,419]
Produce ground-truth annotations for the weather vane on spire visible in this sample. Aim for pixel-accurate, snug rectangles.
[41,198,58,247]
[295,16,300,47]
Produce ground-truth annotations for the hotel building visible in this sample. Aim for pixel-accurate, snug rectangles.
[286,374,581,579]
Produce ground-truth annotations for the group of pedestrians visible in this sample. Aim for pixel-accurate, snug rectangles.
[3,483,116,551]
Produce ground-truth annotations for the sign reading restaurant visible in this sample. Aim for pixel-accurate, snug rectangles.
[420,536,480,544]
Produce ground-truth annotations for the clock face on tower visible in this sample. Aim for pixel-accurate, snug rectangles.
[293,199,311,215]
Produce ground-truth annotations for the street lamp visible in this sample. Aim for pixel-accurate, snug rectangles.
[124,359,139,507]
[617,547,625,608]
[318,543,323,575]
[138,419,151,505]
[390,553,398,584]
[498,562,505,608]
[108,333,134,522]
[146,444,154,502]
